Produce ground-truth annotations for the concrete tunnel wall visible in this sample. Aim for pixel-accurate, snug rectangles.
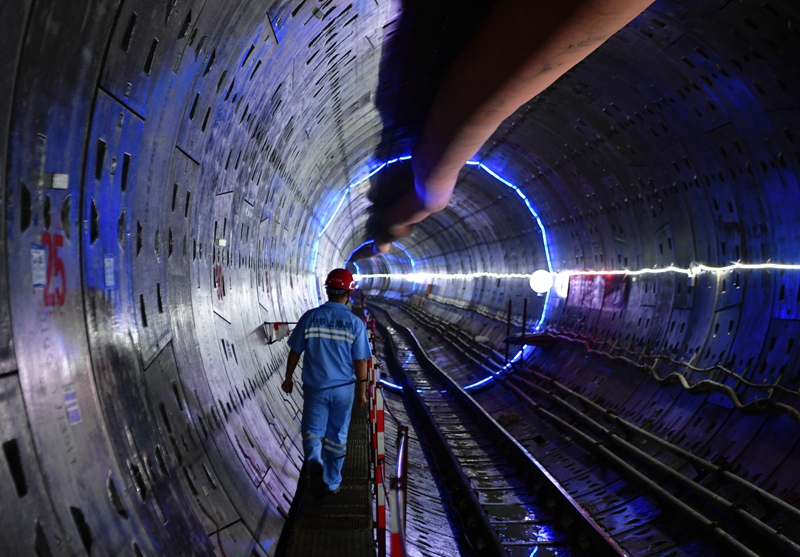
[1,0,799,555]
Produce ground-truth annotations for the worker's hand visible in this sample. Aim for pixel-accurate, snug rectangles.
[281,378,293,394]
[357,390,367,408]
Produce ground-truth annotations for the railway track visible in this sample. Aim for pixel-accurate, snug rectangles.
[372,298,800,557]
[373,306,623,557]
[371,333,465,556]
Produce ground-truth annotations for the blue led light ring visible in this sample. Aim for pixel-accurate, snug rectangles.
[392,241,416,272]
[463,346,526,390]
[312,157,554,365]
[466,160,552,336]
[467,160,553,273]
[312,156,413,280]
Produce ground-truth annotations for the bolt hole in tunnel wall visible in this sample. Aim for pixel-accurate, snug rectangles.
[2,0,800,556]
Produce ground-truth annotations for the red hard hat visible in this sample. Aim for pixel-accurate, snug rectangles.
[325,268,356,291]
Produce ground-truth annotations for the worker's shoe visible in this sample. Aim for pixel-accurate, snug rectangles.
[327,485,341,496]
[309,462,326,499]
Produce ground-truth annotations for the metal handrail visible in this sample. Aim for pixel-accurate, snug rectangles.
[389,425,409,557]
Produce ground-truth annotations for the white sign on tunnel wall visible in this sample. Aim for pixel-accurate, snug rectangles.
[104,255,115,289]
[63,387,82,425]
[31,243,46,288]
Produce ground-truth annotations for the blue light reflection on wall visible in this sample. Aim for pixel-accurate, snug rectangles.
[347,240,371,263]
[393,241,416,272]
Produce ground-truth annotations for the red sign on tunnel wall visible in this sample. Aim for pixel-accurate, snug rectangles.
[214,264,225,300]
[567,274,628,310]
[37,231,66,307]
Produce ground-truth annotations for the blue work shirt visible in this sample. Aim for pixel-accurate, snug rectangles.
[288,301,372,391]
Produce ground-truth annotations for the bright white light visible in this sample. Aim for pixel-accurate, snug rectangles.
[529,270,553,294]
[354,261,800,286]
[562,261,800,278]
[356,272,535,281]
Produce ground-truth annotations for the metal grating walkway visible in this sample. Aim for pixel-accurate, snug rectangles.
[280,402,375,557]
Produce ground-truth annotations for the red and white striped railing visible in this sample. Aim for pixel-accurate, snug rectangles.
[372,359,387,556]
[363,302,407,557]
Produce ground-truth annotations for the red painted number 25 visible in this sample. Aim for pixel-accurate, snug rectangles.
[42,231,66,306]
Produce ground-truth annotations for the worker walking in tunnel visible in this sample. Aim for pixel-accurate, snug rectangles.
[281,269,372,497]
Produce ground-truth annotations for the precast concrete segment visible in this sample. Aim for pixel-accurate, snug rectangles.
[1,0,800,555]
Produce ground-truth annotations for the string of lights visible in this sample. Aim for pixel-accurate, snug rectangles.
[354,261,800,285]
[355,272,534,280]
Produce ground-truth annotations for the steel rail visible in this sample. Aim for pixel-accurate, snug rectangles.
[390,298,800,420]
[382,298,800,556]
[527,368,800,527]
[504,379,762,557]
[376,316,509,557]
[509,372,800,556]
[392,298,800,535]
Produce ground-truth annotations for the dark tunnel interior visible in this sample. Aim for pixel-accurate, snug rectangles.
[2,0,800,555]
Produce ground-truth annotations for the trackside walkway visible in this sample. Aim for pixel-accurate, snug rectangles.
[279,401,375,557]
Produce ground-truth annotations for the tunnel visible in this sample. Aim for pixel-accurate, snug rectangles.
[1,0,799,555]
